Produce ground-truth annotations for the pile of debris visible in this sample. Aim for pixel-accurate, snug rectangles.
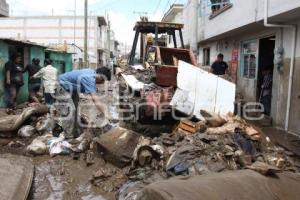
[87,111,298,199]
[0,70,299,199]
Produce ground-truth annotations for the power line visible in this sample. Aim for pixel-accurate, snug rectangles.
[163,0,177,15]
[90,0,122,12]
[153,0,162,15]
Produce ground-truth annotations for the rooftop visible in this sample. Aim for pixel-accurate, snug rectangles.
[162,4,184,22]
[0,38,46,48]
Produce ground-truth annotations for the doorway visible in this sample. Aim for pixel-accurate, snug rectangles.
[257,36,275,115]
[8,46,24,65]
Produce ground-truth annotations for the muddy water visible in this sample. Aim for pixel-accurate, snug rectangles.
[0,141,116,200]
[29,156,115,200]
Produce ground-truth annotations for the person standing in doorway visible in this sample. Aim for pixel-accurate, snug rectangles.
[4,53,24,113]
[259,68,273,115]
[32,58,58,106]
[25,58,42,103]
[211,53,229,75]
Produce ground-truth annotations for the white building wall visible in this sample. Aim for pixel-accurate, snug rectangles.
[0,0,8,16]
[183,0,199,49]
[198,0,300,41]
[0,16,109,67]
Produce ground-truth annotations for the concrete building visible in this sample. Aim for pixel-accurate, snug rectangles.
[0,0,9,17]
[162,4,185,48]
[0,15,111,68]
[163,0,300,135]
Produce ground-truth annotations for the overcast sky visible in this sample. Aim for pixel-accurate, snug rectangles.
[7,0,186,45]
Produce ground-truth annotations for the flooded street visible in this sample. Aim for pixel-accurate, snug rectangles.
[0,143,119,200]
[30,156,113,200]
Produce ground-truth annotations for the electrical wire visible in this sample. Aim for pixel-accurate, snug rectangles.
[162,0,172,14]
[162,0,177,15]
[90,0,123,12]
[153,0,162,15]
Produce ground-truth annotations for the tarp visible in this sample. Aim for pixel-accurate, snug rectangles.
[170,61,236,119]
[138,170,300,200]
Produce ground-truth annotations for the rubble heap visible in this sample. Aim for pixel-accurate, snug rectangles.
[0,83,299,200]
[90,113,299,199]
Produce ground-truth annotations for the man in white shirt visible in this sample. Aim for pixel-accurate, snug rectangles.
[33,58,58,105]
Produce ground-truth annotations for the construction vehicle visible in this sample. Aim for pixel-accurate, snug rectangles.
[119,21,197,134]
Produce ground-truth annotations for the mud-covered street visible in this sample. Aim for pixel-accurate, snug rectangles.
[0,82,121,200]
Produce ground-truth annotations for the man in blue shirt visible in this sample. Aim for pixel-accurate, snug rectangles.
[55,67,111,138]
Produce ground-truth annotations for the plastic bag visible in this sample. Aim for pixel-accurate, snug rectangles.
[49,134,73,157]
[18,125,36,138]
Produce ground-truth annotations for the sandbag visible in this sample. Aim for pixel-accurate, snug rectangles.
[27,134,53,155]
[138,170,300,200]
[0,105,48,132]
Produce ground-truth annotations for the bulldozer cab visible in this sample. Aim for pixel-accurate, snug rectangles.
[128,21,185,66]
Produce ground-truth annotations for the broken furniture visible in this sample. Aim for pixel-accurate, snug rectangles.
[95,127,141,167]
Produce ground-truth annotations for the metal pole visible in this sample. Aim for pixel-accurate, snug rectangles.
[107,19,111,68]
[74,0,77,67]
[155,25,158,46]
[129,30,139,65]
[172,30,177,48]
[84,0,88,66]
[179,29,184,48]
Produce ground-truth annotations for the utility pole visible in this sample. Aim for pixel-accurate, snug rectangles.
[125,43,127,58]
[190,0,199,57]
[84,0,88,66]
[107,15,111,68]
[74,0,77,67]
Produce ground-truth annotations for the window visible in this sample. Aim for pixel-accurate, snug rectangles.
[241,41,258,79]
[211,0,231,13]
[209,0,233,19]
[203,48,210,66]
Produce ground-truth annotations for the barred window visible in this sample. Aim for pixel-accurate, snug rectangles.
[242,41,258,79]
